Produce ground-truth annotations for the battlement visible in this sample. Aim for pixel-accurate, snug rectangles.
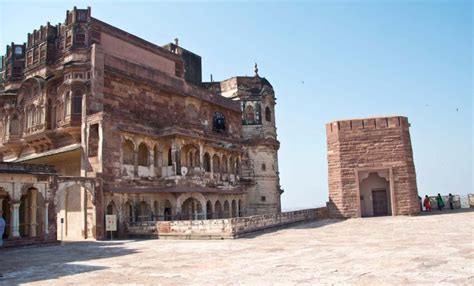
[65,6,91,26]
[326,116,409,134]
[26,23,58,48]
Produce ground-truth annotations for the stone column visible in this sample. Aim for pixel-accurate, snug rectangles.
[30,191,37,237]
[171,140,180,176]
[150,146,155,176]
[199,144,204,171]
[210,152,214,178]
[98,121,103,173]
[202,202,207,220]
[12,202,20,237]
[44,202,49,235]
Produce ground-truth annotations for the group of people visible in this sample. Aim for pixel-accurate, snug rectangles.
[421,193,455,212]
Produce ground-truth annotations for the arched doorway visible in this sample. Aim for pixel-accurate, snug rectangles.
[163,200,172,221]
[137,201,151,222]
[0,189,11,239]
[19,188,44,238]
[123,201,133,223]
[238,200,243,217]
[181,198,203,220]
[214,201,223,219]
[231,200,237,218]
[153,201,159,221]
[359,171,392,217]
[206,201,213,219]
[223,201,230,218]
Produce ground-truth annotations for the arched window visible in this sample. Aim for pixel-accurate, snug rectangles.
[244,105,255,122]
[65,92,71,116]
[222,155,228,173]
[167,148,173,166]
[265,107,272,122]
[229,157,235,174]
[262,163,266,171]
[72,89,83,114]
[203,153,211,172]
[9,114,20,135]
[188,151,194,167]
[31,106,37,127]
[212,112,226,133]
[122,140,134,165]
[212,154,220,173]
[138,143,149,166]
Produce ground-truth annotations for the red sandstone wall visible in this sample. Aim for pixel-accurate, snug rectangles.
[326,116,419,218]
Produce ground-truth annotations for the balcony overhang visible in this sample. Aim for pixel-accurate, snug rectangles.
[105,184,244,195]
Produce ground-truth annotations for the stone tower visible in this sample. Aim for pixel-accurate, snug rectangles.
[226,64,282,215]
[326,116,419,218]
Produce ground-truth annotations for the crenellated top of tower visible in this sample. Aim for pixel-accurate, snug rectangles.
[65,6,92,26]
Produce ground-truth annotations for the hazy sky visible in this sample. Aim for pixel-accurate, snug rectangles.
[1,0,472,210]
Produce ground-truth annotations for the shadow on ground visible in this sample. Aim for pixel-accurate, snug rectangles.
[239,218,344,239]
[0,241,138,285]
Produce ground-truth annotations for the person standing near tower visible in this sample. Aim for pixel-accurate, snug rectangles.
[436,193,445,211]
[448,193,454,210]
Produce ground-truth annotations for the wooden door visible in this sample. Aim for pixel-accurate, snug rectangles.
[372,189,388,216]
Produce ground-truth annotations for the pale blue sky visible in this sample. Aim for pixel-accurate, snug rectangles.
[1,0,472,210]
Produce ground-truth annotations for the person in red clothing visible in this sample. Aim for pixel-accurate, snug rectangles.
[423,195,432,212]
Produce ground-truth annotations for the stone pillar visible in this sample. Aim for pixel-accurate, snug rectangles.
[98,121,103,173]
[171,140,180,176]
[199,144,204,171]
[30,191,37,237]
[210,152,214,178]
[150,146,155,176]
[202,202,207,220]
[12,202,20,237]
[44,202,49,235]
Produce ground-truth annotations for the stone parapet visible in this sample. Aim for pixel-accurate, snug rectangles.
[125,207,329,240]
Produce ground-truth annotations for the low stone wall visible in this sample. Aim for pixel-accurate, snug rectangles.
[126,207,329,240]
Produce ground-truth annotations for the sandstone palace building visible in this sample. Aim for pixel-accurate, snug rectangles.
[0,7,282,242]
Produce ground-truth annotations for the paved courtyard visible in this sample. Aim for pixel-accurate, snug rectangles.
[1,210,473,285]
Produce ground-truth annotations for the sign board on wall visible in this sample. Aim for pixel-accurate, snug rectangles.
[105,215,117,231]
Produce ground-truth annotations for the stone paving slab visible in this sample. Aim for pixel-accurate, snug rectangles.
[0,210,473,285]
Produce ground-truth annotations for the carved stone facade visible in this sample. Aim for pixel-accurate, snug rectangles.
[0,7,282,240]
[326,116,419,218]
[0,162,57,247]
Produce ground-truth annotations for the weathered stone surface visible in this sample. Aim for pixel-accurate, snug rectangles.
[326,116,419,218]
[0,7,282,243]
[125,207,328,239]
[0,210,472,284]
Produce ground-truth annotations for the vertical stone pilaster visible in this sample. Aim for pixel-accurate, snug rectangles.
[12,202,20,237]
[97,120,103,173]
[199,143,204,171]
[210,152,214,178]
[30,190,37,237]
[44,202,49,235]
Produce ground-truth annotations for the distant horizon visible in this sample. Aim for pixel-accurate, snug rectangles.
[0,0,472,210]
